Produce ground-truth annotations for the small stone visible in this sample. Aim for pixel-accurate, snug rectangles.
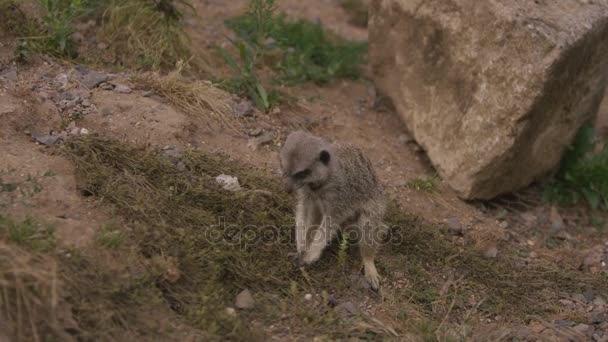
[215,174,242,192]
[499,221,509,229]
[248,127,263,137]
[583,246,605,270]
[99,83,114,90]
[593,333,608,342]
[549,206,565,233]
[69,127,81,136]
[55,74,69,91]
[484,246,498,259]
[32,134,63,146]
[100,107,112,116]
[446,218,466,235]
[304,293,313,301]
[235,289,254,309]
[97,42,108,50]
[82,99,92,107]
[80,128,89,135]
[398,133,415,144]
[591,310,608,324]
[249,132,273,150]
[225,307,237,317]
[234,100,255,117]
[594,297,607,306]
[0,69,18,82]
[114,84,132,94]
[520,212,537,226]
[141,90,154,97]
[572,293,589,304]
[559,299,574,307]
[337,301,357,316]
[511,326,530,339]
[82,72,109,89]
[574,324,594,338]
[584,291,596,302]
[529,251,538,258]
[271,106,281,115]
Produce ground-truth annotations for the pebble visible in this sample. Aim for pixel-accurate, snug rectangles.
[97,42,108,50]
[594,297,607,306]
[572,293,588,304]
[304,293,312,301]
[82,71,109,89]
[398,133,414,144]
[82,99,92,107]
[559,299,574,307]
[234,100,255,117]
[499,221,509,229]
[0,69,18,82]
[100,107,112,116]
[141,90,154,97]
[32,133,63,146]
[99,83,114,90]
[484,246,498,259]
[55,74,69,91]
[248,127,263,137]
[591,310,608,324]
[215,174,242,192]
[337,301,357,316]
[574,323,594,338]
[446,218,466,236]
[549,206,565,233]
[235,289,254,309]
[225,307,236,317]
[249,132,273,150]
[114,84,132,94]
[80,128,89,135]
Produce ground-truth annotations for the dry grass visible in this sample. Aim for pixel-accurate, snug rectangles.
[133,70,241,130]
[99,0,194,71]
[28,135,604,339]
[0,242,72,342]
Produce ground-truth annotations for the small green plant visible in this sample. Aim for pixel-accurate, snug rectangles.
[220,0,367,109]
[0,216,55,251]
[405,175,438,192]
[543,122,608,210]
[218,39,277,110]
[96,220,125,249]
[0,169,54,207]
[226,8,367,85]
[337,233,349,268]
[33,0,88,57]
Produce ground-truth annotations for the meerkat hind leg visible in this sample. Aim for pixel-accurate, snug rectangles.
[358,215,381,291]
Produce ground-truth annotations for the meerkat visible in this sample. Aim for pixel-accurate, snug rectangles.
[279,130,387,291]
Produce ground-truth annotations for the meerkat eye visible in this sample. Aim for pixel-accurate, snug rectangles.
[319,150,330,165]
[292,169,311,179]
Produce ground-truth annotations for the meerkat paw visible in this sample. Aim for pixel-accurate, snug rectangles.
[301,248,322,265]
[363,261,381,292]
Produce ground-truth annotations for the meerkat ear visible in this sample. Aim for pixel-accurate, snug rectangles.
[319,150,331,165]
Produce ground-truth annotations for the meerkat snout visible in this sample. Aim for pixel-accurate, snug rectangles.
[279,130,387,291]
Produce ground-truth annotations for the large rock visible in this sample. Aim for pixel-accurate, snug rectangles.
[369,0,608,199]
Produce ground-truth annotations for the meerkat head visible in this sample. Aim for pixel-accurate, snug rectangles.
[279,131,334,193]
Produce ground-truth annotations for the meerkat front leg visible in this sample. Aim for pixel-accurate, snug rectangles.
[301,215,336,265]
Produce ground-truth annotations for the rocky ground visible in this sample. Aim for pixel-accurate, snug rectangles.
[1,0,608,341]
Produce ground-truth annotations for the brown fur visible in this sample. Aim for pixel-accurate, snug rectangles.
[279,131,386,290]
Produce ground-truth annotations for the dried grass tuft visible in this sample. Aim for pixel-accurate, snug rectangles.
[133,70,240,130]
[0,242,74,342]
